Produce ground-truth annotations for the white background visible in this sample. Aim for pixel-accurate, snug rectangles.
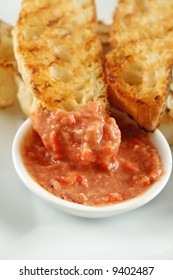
[0,0,173,260]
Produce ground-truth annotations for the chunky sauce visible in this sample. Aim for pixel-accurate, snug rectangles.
[21,102,163,206]
[30,102,121,171]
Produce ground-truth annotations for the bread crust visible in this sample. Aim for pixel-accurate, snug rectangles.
[13,0,108,113]
[105,0,173,131]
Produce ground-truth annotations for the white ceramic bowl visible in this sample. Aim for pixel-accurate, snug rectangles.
[12,118,172,218]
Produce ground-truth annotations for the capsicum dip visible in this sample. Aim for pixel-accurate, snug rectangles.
[21,101,163,206]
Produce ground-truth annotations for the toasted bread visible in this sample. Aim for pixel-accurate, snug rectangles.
[13,0,108,113]
[105,0,173,131]
[15,21,110,118]
[99,20,173,145]
[0,20,15,61]
[0,20,17,108]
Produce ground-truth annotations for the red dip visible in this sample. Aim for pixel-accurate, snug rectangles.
[21,102,163,206]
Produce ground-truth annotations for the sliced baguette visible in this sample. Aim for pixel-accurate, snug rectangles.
[15,21,110,118]
[0,20,17,108]
[13,0,108,113]
[99,20,173,145]
[105,0,173,131]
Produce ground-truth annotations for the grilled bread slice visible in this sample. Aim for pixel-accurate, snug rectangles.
[105,0,173,131]
[0,20,17,108]
[13,0,108,114]
[15,21,110,118]
[99,20,173,145]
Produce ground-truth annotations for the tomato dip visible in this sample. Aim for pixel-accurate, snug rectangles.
[21,101,163,206]
[30,101,121,171]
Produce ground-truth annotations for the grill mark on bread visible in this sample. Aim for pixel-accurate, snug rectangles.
[105,0,173,131]
[47,18,62,27]
[13,0,108,113]
[99,20,173,142]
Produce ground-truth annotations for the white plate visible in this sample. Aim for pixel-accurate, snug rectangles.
[1,0,173,260]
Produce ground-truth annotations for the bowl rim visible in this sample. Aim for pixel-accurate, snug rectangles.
[12,118,172,217]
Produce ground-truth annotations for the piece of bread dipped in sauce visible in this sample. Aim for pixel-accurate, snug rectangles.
[13,0,121,171]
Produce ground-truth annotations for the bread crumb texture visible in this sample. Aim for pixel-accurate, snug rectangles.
[105,0,173,131]
[13,0,107,113]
